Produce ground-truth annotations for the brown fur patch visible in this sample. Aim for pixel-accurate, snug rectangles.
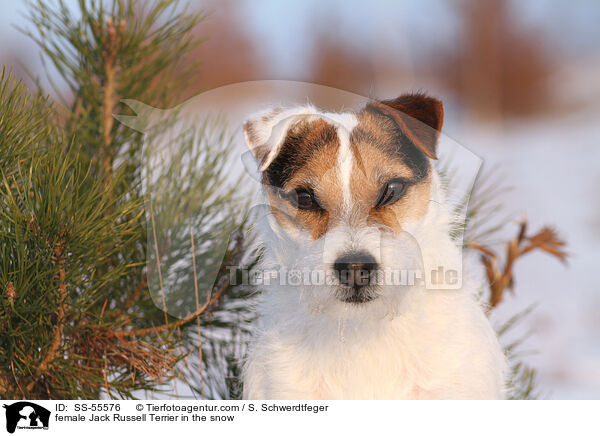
[264,119,338,189]
[265,118,341,240]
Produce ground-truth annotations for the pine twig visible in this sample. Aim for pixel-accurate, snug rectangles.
[104,354,110,398]
[100,17,126,185]
[190,222,204,399]
[150,196,169,325]
[11,361,26,398]
[114,275,231,338]
[26,238,68,394]
[121,277,148,313]
[0,282,17,332]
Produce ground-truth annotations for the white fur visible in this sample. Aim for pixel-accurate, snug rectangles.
[336,121,355,209]
[242,107,507,400]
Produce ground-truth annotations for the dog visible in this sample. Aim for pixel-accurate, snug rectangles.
[241,93,506,399]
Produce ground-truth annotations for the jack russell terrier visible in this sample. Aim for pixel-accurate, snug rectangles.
[241,94,506,399]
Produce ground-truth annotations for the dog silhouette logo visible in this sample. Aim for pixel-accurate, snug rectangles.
[2,402,50,433]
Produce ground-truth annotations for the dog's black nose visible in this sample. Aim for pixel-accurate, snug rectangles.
[333,252,378,289]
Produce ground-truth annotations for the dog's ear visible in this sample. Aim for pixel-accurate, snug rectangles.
[243,106,318,171]
[366,93,443,159]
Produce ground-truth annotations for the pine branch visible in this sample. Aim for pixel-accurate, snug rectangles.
[100,17,122,184]
[190,222,204,399]
[119,276,147,313]
[25,238,68,394]
[114,233,243,338]
[116,279,229,338]
[1,2,246,399]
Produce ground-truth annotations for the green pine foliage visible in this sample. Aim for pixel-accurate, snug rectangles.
[1,0,247,399]
[0,68,152,398]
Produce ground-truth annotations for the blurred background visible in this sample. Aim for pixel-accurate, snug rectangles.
[1,0,599,399]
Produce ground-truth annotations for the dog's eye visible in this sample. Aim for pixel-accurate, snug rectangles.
[375,179,408,208]
[286,188,322,211]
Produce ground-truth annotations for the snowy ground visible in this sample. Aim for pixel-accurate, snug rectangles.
[455,105,600,399]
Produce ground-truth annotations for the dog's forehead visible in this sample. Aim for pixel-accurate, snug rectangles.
[263,107,425,190]
[320,110,359,131]
[258,106,434,239]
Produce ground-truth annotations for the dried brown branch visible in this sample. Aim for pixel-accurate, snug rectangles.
[72,328,177,385]
[469,219,567,309]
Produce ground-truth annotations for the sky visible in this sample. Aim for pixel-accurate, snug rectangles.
[2,0,599,87]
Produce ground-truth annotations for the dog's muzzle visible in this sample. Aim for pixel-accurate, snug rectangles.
[333,251,379,303]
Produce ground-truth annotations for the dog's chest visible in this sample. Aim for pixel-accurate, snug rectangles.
[271,323,436,400]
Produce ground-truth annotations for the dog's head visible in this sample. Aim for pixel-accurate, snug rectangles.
[244,94,445,315]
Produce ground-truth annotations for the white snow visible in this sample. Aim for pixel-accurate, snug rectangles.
[454,91,600,399]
